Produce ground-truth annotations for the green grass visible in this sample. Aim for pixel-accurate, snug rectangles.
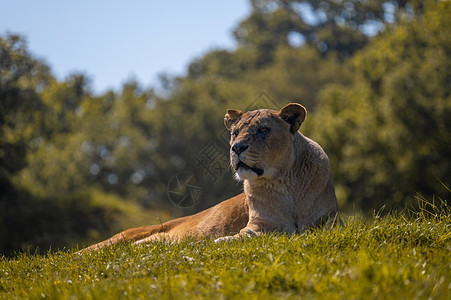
[1,203,450,299]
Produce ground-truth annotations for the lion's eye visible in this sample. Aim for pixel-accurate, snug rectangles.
[258,127,270,134]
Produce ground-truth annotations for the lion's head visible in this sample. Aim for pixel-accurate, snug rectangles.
[224,103,307,181]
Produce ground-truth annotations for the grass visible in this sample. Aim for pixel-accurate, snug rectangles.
[1,202,450,299]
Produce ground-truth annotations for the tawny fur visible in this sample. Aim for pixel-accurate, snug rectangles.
[80,103,338,251]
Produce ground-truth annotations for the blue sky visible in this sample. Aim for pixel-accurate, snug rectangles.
[0,0,249,94]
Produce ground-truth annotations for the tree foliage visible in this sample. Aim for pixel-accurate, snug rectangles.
[311,1,451,210]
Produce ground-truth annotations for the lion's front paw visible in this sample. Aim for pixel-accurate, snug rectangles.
[214,235,239,243]
[214,229,256,243]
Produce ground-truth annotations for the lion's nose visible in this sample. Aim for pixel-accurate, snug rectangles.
[232,142,249,155]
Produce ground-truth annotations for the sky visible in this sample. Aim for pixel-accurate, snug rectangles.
[0,0,250,94]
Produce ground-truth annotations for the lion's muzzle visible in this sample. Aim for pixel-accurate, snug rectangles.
[231,145,264,177]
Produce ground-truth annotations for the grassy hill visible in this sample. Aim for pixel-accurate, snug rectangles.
[1,201,450,299]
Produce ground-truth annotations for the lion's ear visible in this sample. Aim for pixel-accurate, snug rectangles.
[278,103,307,134]
[224,109,243,131]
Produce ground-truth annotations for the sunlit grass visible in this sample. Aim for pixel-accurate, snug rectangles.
[1,202,450,299]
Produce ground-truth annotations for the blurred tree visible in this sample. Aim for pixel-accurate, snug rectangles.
[233,0,420,65]
[0,34,50,218]
[244,46,352,109]
[0,34,50,186]
[310,0,451,211]
[17,74,93,195]
[0,35,129,255]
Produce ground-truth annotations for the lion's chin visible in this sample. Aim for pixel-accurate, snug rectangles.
[234,162,264,181]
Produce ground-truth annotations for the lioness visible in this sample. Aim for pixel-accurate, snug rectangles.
[81,103,338,251]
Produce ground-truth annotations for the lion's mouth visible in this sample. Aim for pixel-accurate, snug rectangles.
[236,161,264,176]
